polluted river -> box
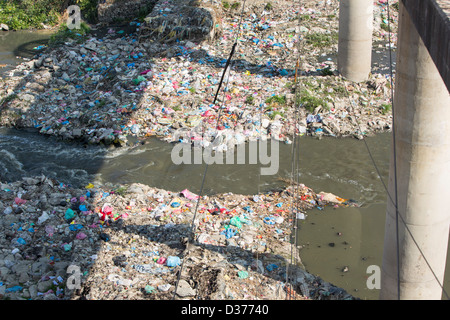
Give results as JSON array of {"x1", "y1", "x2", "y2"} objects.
[{"x1": 1, "y1": 30, "x2": 449, "y2": 301}]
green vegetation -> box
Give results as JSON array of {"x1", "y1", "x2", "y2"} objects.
[
  {"x1": 269, "y1": 110, "x2": 284, "y2": 120},
  {"x1": 300, "y1": 14, "x2": 310, "y2": 21},
  {"x1": 264, "y1": 2, "x2": 273, "y2": 11},
  {"x1": 380, "y1": 103, "x2": 391, "y2": 115},
  {"x1": 319, "y1": 66, "x2": 334, "y2": 76},
  {"x1": 392, "y1": 2, "x2": 399, "y2": 11},
  {"x1": 380, "y1": 21, "x2": 391, "y2": 32},
  {"x1": 0, "y1": 93, "x2": 18, "y2": 107},
  {"x1": 114, "y1": 186, "x2": 128, "y2": 196},
  {"x1": 49, "y1": 21, "x2": 91, "y2": 45},
  {"x1": 305, "y1": 31, "x2": 339, "y2": 48},
  {"x1": 75, "y1": 0, "x2": 98, "y2": 23},
  {"x1": 231, "y1": 2, "x2": 240, "y2": 9},
  {"x1": 265, "y1": 95, "x2": 286, "y2": 106},
  {"x1": 0, "y1": 0, "x2": 60, "y2": 30},
  {"x1": 0, "y1": 0, "x2": 99, "y2": 30},
  {"x1": 245, "y1": 95, "x2": 254, "y2": 105},
  {"x1": 222, "y1": 1, "x2": 240, "y2": 10},
  {"x1": 380, "y1": 13, "x2": 395, "y2": 32},
  {"x1": 298, "y1": 92, "x2": 329, "y2": 113}
]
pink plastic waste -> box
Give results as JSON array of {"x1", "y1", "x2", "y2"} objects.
[
  {"x1": 76, "y1": 232, "x2": 87, "y2": 240},
  {"x1": 14, "y1": 197, "x2": 26, "y2": 205},
  {"x1": 45, "y1": 225, "x2": 54, "y2": 237},
  {"x1": 181, "y1": 189, "x2": 199, "y2": 200}
]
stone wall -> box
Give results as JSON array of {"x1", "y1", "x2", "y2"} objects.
[
  {"x1": 138, "y1": 0, "x2": 221, "y2": 43},
  {"x1": 97, "y1": 0, "x2": 158, "y2": 23}
]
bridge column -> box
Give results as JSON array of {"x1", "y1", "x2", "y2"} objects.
[
  {"x1": 380, "y1": 1, "x2": 450, "y2": 300},
  {"x1": 337, "y1": 0, "x2": 373, "y2": 82}
]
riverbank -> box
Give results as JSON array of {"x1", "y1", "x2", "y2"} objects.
[
  {"x1": 0, "y1": 174, "x2": 358, "y2": 300},
  {"x1": 0, "y1": 0, "x2": 398, "y2": 148}
]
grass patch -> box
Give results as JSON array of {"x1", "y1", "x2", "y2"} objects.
[
  {"x1": 300, "y1": 14, "x2": 311, "y2": 21},
  {"x1": 265, "y1": 95, "x2": 286, "y2": 106},
  {"x1": 231, "y1": 2, "x2": 240, "y2": 10},
  {"x1": 0, "y1": 93, "x2": 18, "y2": 107},
  {"x1": 305, "y1": 32, "x2": 339, "y2": 48},
  {"x1": 222, "y1": 1, "x2": 240, "y2": 10},
  {"x1": 245, "y1": 95, "x2": 254, "y2": 105},
  {"x1": 380, "y1": 103, "x2": 391, "y2": 115},
  {"x1": 114, "y1": 186, "x2": 128, "y2": 196},
  {"x1": 298, "y1": 93, "x2": 329, "y2": 113},
  {"x1": 49, "y1": 21, "x2": 91, "y2": 45},
  {"x1": 269, "y1": 110, "x2": 284, "y2": 120}
]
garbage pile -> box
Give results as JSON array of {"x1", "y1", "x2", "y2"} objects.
[
  {"x1": 139, "y1": 0, "x2": 221, "y2": 43},
  {"x1": 0, "y1": 0, "x2": 398, "y2": 147},
  {"x1": 0, "y1": 175, "x2": 357, "y2": 300}
]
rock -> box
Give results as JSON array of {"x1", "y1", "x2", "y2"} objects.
[
  {"x1": 37, "y1": 280, "x2": 53, "y2": 292},
  {"x1": 61, "y1": 73, "x2": 71, "y2": 82},
  {"x1": 72, "y1": 128, "x2": 83, "y2": 138},
  {"x1": 175, "y1": 280, "x2": 196, "y2": 297},
  {"x1": 1, "y1": 23, "x2": 9, "y2": 31}
]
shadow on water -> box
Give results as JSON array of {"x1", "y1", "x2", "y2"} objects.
[{"x1": 0, "y1": 30, "x2": 54, "y2": 77}]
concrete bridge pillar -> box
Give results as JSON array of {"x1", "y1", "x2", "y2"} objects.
[
  {"x1": 380, "y1": 1, "x2": 450, "y2": 300},
  {"x1": 337, "y1": 0, "x2": 373, "y2": 82}
]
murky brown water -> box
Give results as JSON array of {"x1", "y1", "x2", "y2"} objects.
[{"x1": 0, "y1": 29, "x2": 53, "y2": 77}]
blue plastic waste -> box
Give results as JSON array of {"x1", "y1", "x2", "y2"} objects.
[
  {"x1": 166, "y1": 256, "x2": 181, "y2": 267},
  {"x1": 69, "y1": 224, "x2": 83, "y2": 231},
  {"x1": 6, "y1": 286, "x2": 23, "y2": 293},
  {"x1": 266, "y1": 264, "x2": 279, "y2": 272}
]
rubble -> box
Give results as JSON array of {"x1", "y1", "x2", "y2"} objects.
[{"x1": 0, "y1": 175, "x2": 358, "y2": 300}]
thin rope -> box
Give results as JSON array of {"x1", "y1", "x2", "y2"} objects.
[
  {"x1": 285, "y1": 2, "x2": 304, "y2": 299},
  {"x1": 172, "y1": 0, "x2": 247, "y2": 300},
  {"x1": 386, "y1": 0, "x2": 401, "y2": 300}
]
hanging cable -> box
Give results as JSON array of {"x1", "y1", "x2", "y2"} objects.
[
  {"x1": 172, "y1": 0, "x2": 247, "y2": 300},
  {"x1": 285, "y1": 1, "x2": 304, "y2": 299},
  {"x1": 386, "y1": 0, "x2": 401, "y2": 300}
]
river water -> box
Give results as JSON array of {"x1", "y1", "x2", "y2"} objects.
[{"x1": 1, "y1": 31, "x2": 449, "y2": 300}]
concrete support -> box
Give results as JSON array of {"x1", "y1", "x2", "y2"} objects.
[
  {"x1": 337, "y1": 0, "x2": 373, "y2": 82},
  {"x1": 380, "y1": 2, "x2": 450, "y2": 300}
]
